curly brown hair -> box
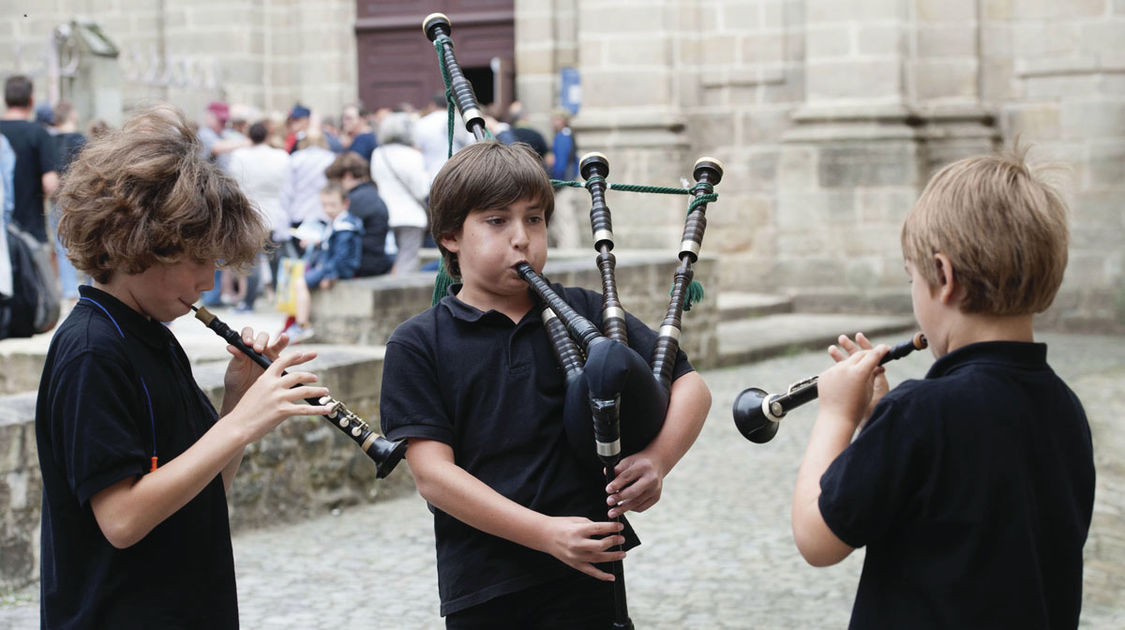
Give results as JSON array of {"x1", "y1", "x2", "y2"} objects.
[{"x1": 56, "y1": 103, "x2": 267, "y2": 283}]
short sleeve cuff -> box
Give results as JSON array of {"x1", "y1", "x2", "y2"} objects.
[
  {"x1": 384, "y1": 421, "x2": 454, "y2": 446},
  {"x1": 75, "y1": 461, "x2": 146, "y2": 507},
  {"x1": 817, "y1": 480, "x2": 866, "y2": 549}
]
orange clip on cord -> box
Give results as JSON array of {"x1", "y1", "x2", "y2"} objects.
[{"x1": 150, "y1": 457, "x2": 159, "y2": 472}]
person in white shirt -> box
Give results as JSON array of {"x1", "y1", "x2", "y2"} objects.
[
  {"x1": 369, "y1": 113, "x2": 430, "y2": 274},
  {"x1": 229, "y1": 121, "x2": 290, "y2": 310},
  {"x1": 415, "y1": 92, "x2": 471, "y2": 183}
]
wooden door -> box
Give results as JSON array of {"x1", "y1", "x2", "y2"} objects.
[{"x1": 355, "y1": 1, "x2": 514, "y2": 113}]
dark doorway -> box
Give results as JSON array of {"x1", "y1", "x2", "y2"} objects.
[
  {"x1": 462, "y1": 66, "x2": 494, "y2": 107},
  {"x1": 355, "y1": 2, "x2": 514, "y2": 113}
]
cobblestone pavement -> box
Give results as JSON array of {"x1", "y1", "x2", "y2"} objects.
[{"x1": 2, "y1": 332, "x2": 1123, "y2": 629}]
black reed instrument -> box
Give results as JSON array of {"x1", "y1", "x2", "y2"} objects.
[
  {"x1": 191, "y1": 306, "x2": 407, "y2": 478},
  {"x1": 732, "y1": 332, "x2": 928, "y2": 444}
]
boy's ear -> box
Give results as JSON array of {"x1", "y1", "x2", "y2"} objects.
[
  {"x1": 933, "y1": 253, "x2": 958, "y2": 304},
  {"x1": 439, "y1": 231, "x2": 459, "y2": 253}
]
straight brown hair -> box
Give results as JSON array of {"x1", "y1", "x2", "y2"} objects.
[{"x1": 428, "y1": 141, "x2": 555, "y2": 277}]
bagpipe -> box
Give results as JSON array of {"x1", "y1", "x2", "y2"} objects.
[
  {"x1": 732, "y1": 332, "x2": 927, "y2": 443},
  {"x1": 191, "y1": 306, "x2": 407, "y2": 479},
  {"x1": 424, "y1": 13, "x2": 721, "y2": 628}
]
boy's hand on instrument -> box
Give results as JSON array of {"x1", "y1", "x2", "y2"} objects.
[
  {"x1": 606, "y1": 453, "x2": 667, "y2": 519},
  {"x1": 818, "y1": 340, "x2": 890, "y2": 429},
  {"x1": 226, "y1": 350, "x2": 332, "y2": 443},
  {"x1": 540, "y1": 516, "x2": 626, "y2": 582},
  {"x1": 828, "y1": 333, "x2": 890, "y2": 420},
  {"x1": 223, "y1": 327, "x2": 289, "y2": 396}
]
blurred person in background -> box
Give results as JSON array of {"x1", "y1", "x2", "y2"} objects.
[
  {"x1": 197, "y1": 101, "x2": 248, "y2": 174},
  {"x1": 229, "y1": 121, "x2": 291, "y2": 311},
  {"x1": 415, "y1": 91, "x2": 471, "y2": 182},
  {"x1": 342, "y1": 103, "x2": 378, "y2": 162},
  {"x1": 49, "y1": 101, "x2": 87, "y2": 303},
  {"x1": 281, "y1": 125, "x2": 336, "y2": 249},
  {"x1": 546, "y1": 108, "x2": 584, "y2": 250},
  {"x1": 197, "y1": 100, "x2": 248, "y2": 306},
  {"x1": 369, "y1": 112, "x2": 429, "y2": 274},
  {"x1": 325, "y1": 152, "x2": 392, "y2": 277},
  {"x1": 0, "y1": 75, "x2": 59, "y2": 245}
]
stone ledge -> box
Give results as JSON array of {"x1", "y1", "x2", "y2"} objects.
[
  {"x1": 717, "y1": 312, "x2": 917, "y2": 368},
  {"x1": 309, "y1": 251, "x2": 722, "y2": 369},
  {"x1": 0, "y1": 345, "x2": 411, "y2": 592}
]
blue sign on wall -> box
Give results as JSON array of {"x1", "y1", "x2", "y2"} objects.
[{"x1": 560, "y1": 67, "x2": 581, "y2": 115}]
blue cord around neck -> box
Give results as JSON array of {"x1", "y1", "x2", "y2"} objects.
[{"x1": 79, "y1": 296, "x2": 158, "y2": 467}]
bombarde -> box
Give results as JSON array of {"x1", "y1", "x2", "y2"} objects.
[
  {"x1": 191, "y1": 306, "x2": 407, "y2": 478},
  {"x1": 733, "y1": 332, "x2": 928, "y2": 444}
]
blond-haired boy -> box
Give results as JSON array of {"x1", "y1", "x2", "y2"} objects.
[{"x1": 792, "y1": 147, "x2": 1095, "y2": 628}]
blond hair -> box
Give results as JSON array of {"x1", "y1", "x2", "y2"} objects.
[
  {"x1": 429, "y1": 141, "x2": 555, "y2": 277},
  {"x1": 901, "y1": 146, "x2": 1069, "y2": 315},
  {"x1": 56, "y1": 103, "x2": 267, "y2": 283}
]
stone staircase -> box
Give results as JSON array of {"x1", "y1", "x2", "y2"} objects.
[{"x1": 716, "y1": 292, "x2": 917, "y2": 367}]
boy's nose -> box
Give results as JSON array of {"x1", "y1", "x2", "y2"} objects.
[{"x1": 511, "y1": 224, "x2": 530, "y2": 248}]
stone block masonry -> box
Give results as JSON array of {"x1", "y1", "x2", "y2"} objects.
[{"x1": 0, "y1": 346, "x2": 411, "y2": 592}]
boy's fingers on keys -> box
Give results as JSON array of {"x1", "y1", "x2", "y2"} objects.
[{"x1": 837, "y1": 334, "x2": 859, "y2": 354}]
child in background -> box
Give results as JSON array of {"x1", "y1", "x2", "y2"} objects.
[
  {"x1": 284, "y1": 182, "x2": 362, "y2": 342},
  {"x1": 791, "y1": 147, "x2": 1095, "y2": 629}
]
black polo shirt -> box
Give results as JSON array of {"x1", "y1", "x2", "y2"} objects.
[
  {"x1": 36, "y1": 285, "x2": 238, "y2": 629},
  {"x1": 347, "y1": 181, "x2": 393, "y2": 277},
  {"x1": 819, "y1": 341, "x2": 1095, "y2": 629},
  {"x1": 0, "y1": 119, "x2": 58, "y2": 242},
  {"x1": 381, "y1": 284, "x2": 692, "y2": 616}
]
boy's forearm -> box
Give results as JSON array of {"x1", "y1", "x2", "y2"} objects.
[
  {"x1": 90, "y1": 420, "x2": 250, "y2": 549},
  {"x1": 646, "y1": 371, "x2": 710, "y2": 474},
  {"x1": 408, "y1": 441, "x2": 553, "y2": 553},
  {"x1": 791, "y1": 410, "x2": 856, "y2": 566}
]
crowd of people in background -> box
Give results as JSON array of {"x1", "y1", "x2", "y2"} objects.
[{"x1": 0, "y1": 72, "x2": 580, "y2": 341}]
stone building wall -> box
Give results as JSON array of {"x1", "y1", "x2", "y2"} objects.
[
  {"x1": 1, "y1": 0, "x2": 1120, "y2": 328},
  {"x1": 0, "y1": 0, "x2": 358, "y2": 124},
  {"x1": 516, "y1": 0, "x2": 1125, "y2": 329}
]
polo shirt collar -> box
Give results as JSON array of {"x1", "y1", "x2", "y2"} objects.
[
  {"x1": 438, "y1": 283, "x2": 540, "y2": 326},
  {"x1": 926, "y1": 340, "x2": 1047, "y2": 379},
  {"x1": 77, "y1": 284, "x2": 172, "y2": 350}
]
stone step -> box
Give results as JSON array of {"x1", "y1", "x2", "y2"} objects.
[
  {"x1": 716, "y1": 292, "x2": 793, "y2": 321},
  {"x1": 716, "y1": 312, "x2": 918, "y2": 368}
]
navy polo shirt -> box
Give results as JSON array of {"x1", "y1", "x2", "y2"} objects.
[
  {"x1": 819, "y1": 341, "x2": 1095, "y2": 629},
  {"x1": 381, "y1": 284, "x2": 692, "y2": 616},
  {"x1": 36, "y1": 285, "x2": 238, "y2": 629}
]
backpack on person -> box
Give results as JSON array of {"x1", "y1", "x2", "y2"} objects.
[{"x1": 0, "y1": 224, "x2": 61, "y2": 338}]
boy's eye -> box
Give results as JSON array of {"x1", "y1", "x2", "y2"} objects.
[
  {"x1": 485, "y1": 217, "x2": 505, "y2": 225},
  {"x1": 527, "y1": 215, "x2": 543, "y2": 224}
]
